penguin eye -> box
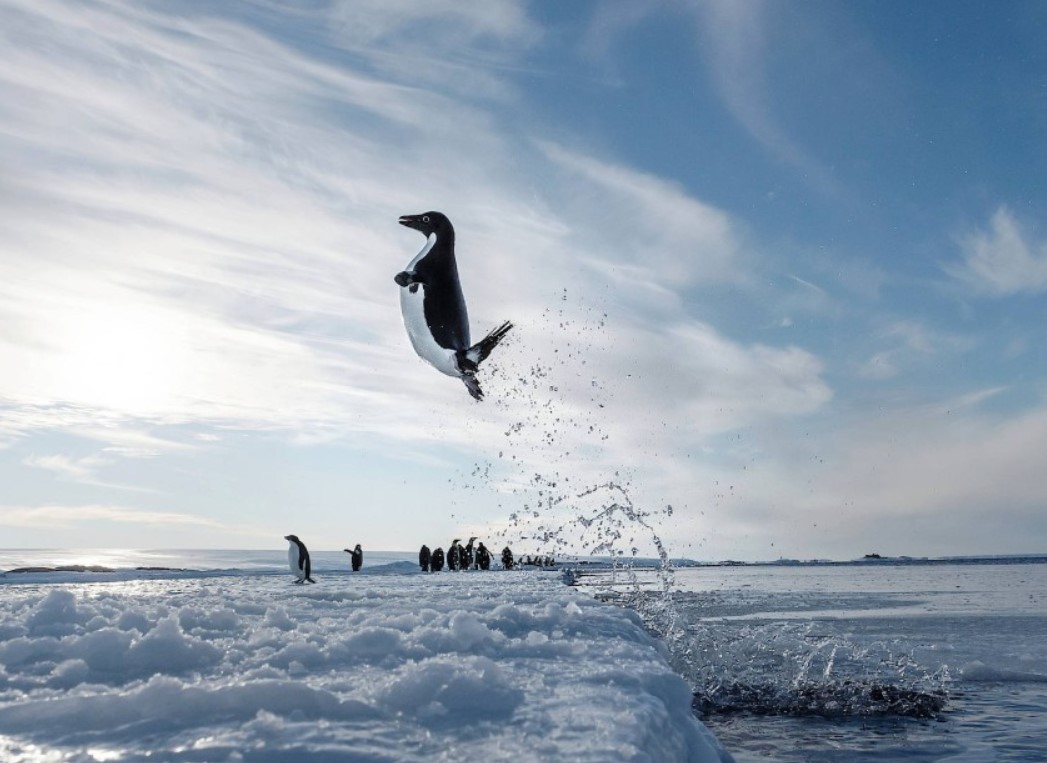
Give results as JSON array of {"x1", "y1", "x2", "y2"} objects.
[{"x1": 422, "y1": 215, "x2": 430, "y2": 223}]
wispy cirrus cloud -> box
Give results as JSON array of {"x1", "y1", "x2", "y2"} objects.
[
  {"x1": 23, "y1": 454, "x2": 109, "y2": 483},
  {"x1": 0, "y1": 503, "x2": 228, "y2": 530},
  {"x1": 855, "y1": 320, "x2": 975, "y2": 381},
  {"x1": 22, "y1": 441, "x2": 170, "y2": 492},
  {"x1": 0, "y1": 0, "x2": 825, "y2": 451},
  {"x1": 538, "y1": 141, "x2": 747, "y2": 290},
  {"x1": 1, "y1": 0, "x2": 843, "y2": 554},
  {"x1": 577, "y1": 1, "x2": 846, "y2": 195},
  {"x1": 947, "y1": 207, "x2": 1047, "y2": 296},
  {"x1": 0, "y1": 501, "x2": 277, "y2": 548},
  {"x1": 1, "y1": 0, "x2": 481, "y2": 438},
  {"x1": 690, "y1": 1, "x2": 840, "y2": 194},
  {"x1": 324, "y1": 0, "x2": 541, "y2": 97}
]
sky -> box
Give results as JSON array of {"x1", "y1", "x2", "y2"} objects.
[{"x1": 2, "y1": 0, "x2": 1047, "y2": 561}]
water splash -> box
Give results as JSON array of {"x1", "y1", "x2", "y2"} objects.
[
  {"x1": 459, "y1": 292, "x2": 950, "y2": 720},
  {"x1": 621, "y1": 588, "x2": 952, "y2": 719}
]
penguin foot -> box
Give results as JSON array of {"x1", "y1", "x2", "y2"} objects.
[{"x1": 461, "y1": 373, "x2": 484, "y2": 401}]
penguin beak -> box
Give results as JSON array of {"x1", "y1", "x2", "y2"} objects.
[{"x1": 399, "y1": 215, "x2": 423, "y2": 232}]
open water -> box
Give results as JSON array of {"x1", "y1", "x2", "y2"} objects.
[{"x1": 578, "y1": 559, "x2": 1047, "y2": 763}]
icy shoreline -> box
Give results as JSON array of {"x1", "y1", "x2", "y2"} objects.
[{"x1": 0, "y1": 567, "x2": 732, "y2": 762}]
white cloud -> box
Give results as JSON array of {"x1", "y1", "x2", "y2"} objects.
[
  {"x1": 326, "y1": 0, "x2": 539, "y2": 54},
  {"x1": 855, "y1": 350, "x2": 897, "y2": 380},
  {"x1": 270, "y1": 0, "x2": 541, "y2": 105},
  {"x1": 0, "y1": 0, "x2": 844, "y2": 555},
  {"x1": 689, "y1": 1, "x2": 840, "y2": 194},
  {"x1": 948, "y1": 206, "x2": 1047, "y2": 295},
  {"x1": 0, "y1": 503, "x2": 228, "y2": 530},
  {"x1": 75, "y1": 426, "x2": 197, "y2": 458},
  {"x1": 22, "y1": 447, "x2": 170, "y2": 492},
  {"x1": 0, "y1": 0, "x2": 823, "y2": 455},
  {"x1": 854, "y1": 320, "x2": 975, "y2": 382},
  {"x1": 706, "y1": 386, "x2": 1047, "y2": 557},
  {"x1": 24, "y1": 454, "x2": 106, "y2": 482},
  {"x1": 539, "y1": 141, "x2": 747, "y2": 289}
]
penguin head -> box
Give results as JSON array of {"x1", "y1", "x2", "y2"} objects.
[
  {"x1": 399, "y1": 211, "x2": 453, "y2": 238},
  {"x1": 284, "y1": 534, "x2": 299, "y2": 543}
]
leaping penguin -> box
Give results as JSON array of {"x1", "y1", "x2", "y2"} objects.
[
  {"x1": 395, "y1": 211, "x2": 513, "y2": 401},
  {"x1": 285, "y1": 534, "x2": 316, "y2": 584}
]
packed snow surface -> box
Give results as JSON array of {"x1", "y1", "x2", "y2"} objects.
[{"x1": 0, "y1": 562, "x2": 731, "y2": 762}]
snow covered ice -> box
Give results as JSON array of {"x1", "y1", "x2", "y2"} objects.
[{"x1": 0, "y1": 560, "x2": 732, "y2": 763}]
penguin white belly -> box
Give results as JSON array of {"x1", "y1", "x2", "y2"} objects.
[
  {"x1": 399, "y1": 285, "x2": 460, "y2": 377},
  {"x1": 287, "y1": 545, "x2": 300, "y2": 576},
  {"x1": 398, "y1": 234, "x2": 460, "y2": 378}
]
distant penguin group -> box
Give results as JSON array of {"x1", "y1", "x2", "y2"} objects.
[
  {"x1": 418, "y1": 538, "x2": 493, "y2": 572},
  {"x1": 282, "y1": 536, "x2": 525, "y2": 580},
  {"x1": 395, "y1": 211, "x2": 513, "y2": 401}
]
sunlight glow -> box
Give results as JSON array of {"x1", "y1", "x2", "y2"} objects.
[{"x1": 58, "y1": 302, "x2": 190, "y2": 416}]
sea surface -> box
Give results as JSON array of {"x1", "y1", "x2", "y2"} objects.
[{"x1": 577, "y1": 559, "x2": 1047, "y2": 763}]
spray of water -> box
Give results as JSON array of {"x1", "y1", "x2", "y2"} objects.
[{"x1": 458, "y1": 293, "x2": 949, "y2": 719}]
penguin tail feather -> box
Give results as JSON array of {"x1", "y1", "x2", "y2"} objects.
[
  {"x1": 466, "y1": 320, "x2": 513, "y2": 366},
  {"x1": 456, "y1": 321, "x2": 512, "y2": 402}
]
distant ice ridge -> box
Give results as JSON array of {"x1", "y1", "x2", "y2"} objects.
[{"x1": 0, "y1": 570, "x2": 733, "y2": 762}]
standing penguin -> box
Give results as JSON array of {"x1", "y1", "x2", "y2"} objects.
[
  {"x1": 464, "y1": 536, "x2": 478, "y2": 571},
  {"x1": 476, "y1": 542, "x2": 491, "y2": 571},
  {"x1": 431, "y1": 547, "x2": 445, "y2": 572},
  {"x1": 285, "y1": 534, "x2": 316, "y2": 584},
  {"x1": 395, "y1": 212, "x2": 513, "y2": 401},
  {"x1": 343, "y1": 544, "x2": 363, "y2": 572},
  {"x1": 447, "y1": 539, "x2": 462, "y2": 571},
  {"x1": 419, "y1": 544, "x2": 431, "y2": 573}
]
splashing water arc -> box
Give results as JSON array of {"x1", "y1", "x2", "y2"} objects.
[{"x1": 453, "y1": 291, "x2": 951, "y2": 721}]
